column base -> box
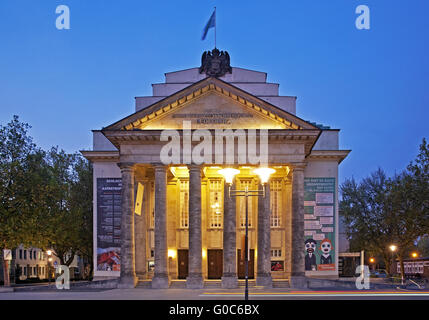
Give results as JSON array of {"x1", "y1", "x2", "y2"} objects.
[
  {"x1": 256, "y1": 273, "x2": 272, "y2": 287},
  {"x1": 289, "y1": 275, "x2": 308, "y2": 289},
  {"x1": 221, "y1": 275, "x2": 238, "y2": 289},
  {"x1": 152, "y1": 274, "x2": 170, "y2": 289},
  {"x1": 186, "y1": 273, "x2": 204, "y2": 289},
  {"x1": 117, "y1": 275, "x2": 138, "y2": 289},
  {"x1": 136, "y1": 272, "x2": 147, "y2": 281}
]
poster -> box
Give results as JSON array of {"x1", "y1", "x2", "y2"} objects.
[
  {"x1": 304, "y1": 178, "x2": 336, "y2": 272},
  {"x1": 271, "y1": 261, "x2": 284, "y2": 272},
  {"x1": 97, "y1": 178, "x2": 122, "y2": 272}
]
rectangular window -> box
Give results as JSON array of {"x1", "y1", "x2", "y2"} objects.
[
  {"x1": 238, "y1": 179, "x2": 253, "y2": 228},
  {"x1": 30, "y1": 250, "x2": 32, "y2": 260},
  {"x1": 19, "y1": 249, "x2": 22, "y2": 260},
  {"x1": 179, "y1": 180, "x2": 189, "y2": 228},
  {"x1": 209, "y1": 180, "x2": 223, "y2": 228},
  {"x1": 270, "y1": 180, "x2": 282, "y2": 228},
  {"x1": 24, "y1": 250, "x2": 27, "y2": 260},
  {"x1": 271, "y1": 249, "x2": 282, "y2": 258}
]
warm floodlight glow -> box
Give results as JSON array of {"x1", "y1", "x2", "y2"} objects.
[
  {"x1": 369, "y1": 258, "x2": 375, "y2": 263},
  {"x1": 412, "y1": 252, "x2": 418, "y2": 258},
  {"x1": 218, "y1": 168, "x2": 240, "y2": 185},
  {"x1": 389, "y1": 245, "x2": 397, "y2": 252},
  {"x1": 254, "y1": 167, "x2": 276, "y2": 184},
  {"x1": 168, "y1": 249, "x2": 177, "y2": 259},
  {"x1": 47, "y1": 250, "x2": 52, "y2": 256}
]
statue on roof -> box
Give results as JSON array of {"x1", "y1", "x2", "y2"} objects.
[{"x1": 199, "y1": 48, "x2": 232, "y2": 78}]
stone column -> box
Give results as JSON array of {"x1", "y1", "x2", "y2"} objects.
[
  {"x1": 256, "y1": 182, "x2": 272, "y2": 287},
  {"x1": 134, "y1": 179, "x2": 147, "y2": 281},
  {"x1": 222, "y1": 179, "x2": 238, "y2": 288},
  {"x1": 118, "y1": 162, "x2": 137, "y2": 288},
  {"x1": 151, "y1": 165, "x2": 169, "y2": 288},
  {"x1": 186, "y1": 165, "x2": 204, "y2": 288},
  {"x1": 290, "y1": 165, "x2": 307, "y2": 288}
]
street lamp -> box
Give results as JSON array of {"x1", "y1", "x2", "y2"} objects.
[
  {"x1": 411, "y1": 252, "x2": 418, "y2": 258},
  {"x1": 47, "y1": 250, "x2": 52, "y2": 286},
  {"x1": 389, "y1": 245, "x2": 398, "y2": 282},
  {"x1": 369, "y1": 257, "x2": 375, "y2": 271},
  {"x1": 218, "y1": 167, "x2": 275, "y2": 301}
]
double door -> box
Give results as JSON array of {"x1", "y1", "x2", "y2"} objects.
[{"x1": 237, "y1": 249, "x2": 255, "y2": 279}]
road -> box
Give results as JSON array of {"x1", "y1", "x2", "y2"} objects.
[{"x1": 1, "y1": 287, "x2": 429, "y2": 300}]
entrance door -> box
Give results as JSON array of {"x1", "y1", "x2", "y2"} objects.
[
  {"x1": 237, "y1": 249, "x2": 255, "y2": 279},
  {"x1": 178, "y1": 249, "x2": 188, "y2": 279},
  {"x1": 207, "y1": 249, "x2": 223, "y2": 279}
]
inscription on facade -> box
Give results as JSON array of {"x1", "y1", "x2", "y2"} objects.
[{"x1": 172, "y1": 113, "x2": 253, "y2": 124}]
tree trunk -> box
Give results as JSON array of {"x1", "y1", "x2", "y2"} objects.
[
  {"x1": 382, "y1": 252, "x2": 392, "y2": 277},
  {"x1": 2, "y1": 259, "x2": 10, "y2": 287},
  {"x1": 399, "y1": 255, "x2": 405, "y2": 284}
]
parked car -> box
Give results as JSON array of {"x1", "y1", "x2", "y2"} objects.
[{"x1": 370, "y1": 269, "x2": 388, "y2": 278}]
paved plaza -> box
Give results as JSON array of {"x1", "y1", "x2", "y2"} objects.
[{"x1": 1, "y1": 286, "x2": 429, "y2": 300}]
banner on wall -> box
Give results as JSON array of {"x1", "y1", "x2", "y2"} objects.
[
  {"x1": 97, "y1": 178, "x2": 122, "y2": 272},
  {"x1": 304, "y1": 178, "x2": 336, "y2": 272}
]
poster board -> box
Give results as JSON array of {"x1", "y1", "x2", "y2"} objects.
[
  {"x1": 304, "y1": 178, "x2": 336, "y2": 272},
  {"x1": 96, "y1": 178, "x2": 122, "y2": 272}
]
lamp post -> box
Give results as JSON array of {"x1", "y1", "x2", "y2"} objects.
[
  {"x1": 369, "y1": 257, "x2": 375, "y2": 271},
  {"x1": 47, "y1": 250, "x2": 52, "y2": 286},
  {"x1": 389, "y1": 245, "x2": 397, "y2": 281},
  {"x1": 219, "y1": 167, "x2": 275, "y2": 301}
]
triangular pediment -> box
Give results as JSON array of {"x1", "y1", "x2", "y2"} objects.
[{"x1": 104, "y1": 77, "x2": 319, "y2": 131}]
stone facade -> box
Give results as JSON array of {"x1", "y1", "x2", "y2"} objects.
[{"x1": 82, "y1": 61, "x2": 350, "y2": 289}]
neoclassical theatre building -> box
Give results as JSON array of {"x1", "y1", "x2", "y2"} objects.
[{"x1": 82, "y1": 49, "x2": 350, "y2": 289}]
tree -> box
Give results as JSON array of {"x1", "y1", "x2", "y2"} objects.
[
  {"x1": 43, "y1": 149, "x2": 93, "y2": 275},
  {"x1": 340, "y1": 169, "x2": 396, "y2": 274},
  {"x1": 385, "y1": 171, "x2": 429, "y2": 280},
  {"x1": 43, "y1": 147, "x2": 80, "y2": 266},
  {"x1": 0, "y1": 116, "x2": 95, "y2": 284},
  {"x1": 0, "y1": 116, "x2": 44, "y2": 286},
  {"x1": 416, "y1": 235, "x2": 429, "y2": 257},
  {"x1": 69, "y1": 156, "x2": 93, "y2": 279},
  {"x1": 340, "y1": 138, "x2": 429, "y2": 279}
]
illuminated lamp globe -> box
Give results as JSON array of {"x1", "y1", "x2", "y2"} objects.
[
  {"x1": 218, "y1": 168, "x2": 240, "y2": 185},
  {"x1": 253, "y1": 167, "x2": 276, "y2": 184}
]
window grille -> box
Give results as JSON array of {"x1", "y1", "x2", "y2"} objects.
[{"x1": 209, "y1": 180, "x2": 223, "y2": 228}]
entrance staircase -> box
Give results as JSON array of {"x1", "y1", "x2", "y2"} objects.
[{"x1": 137, "y1": 278, "x2": 290, "y2": 288}]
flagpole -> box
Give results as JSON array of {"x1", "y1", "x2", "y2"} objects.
[{"x1": 214, "y1": 7, "x2": 217, "y2": 48}]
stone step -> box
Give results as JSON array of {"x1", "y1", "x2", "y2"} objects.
[
  {"x1": 169, "y1": 280, "x2": 187, "y2": 289},
  {"x1": 238, "y1": 280, "x2": 256, "y2": 288},
  {"x1": 204, "y1": 280, "x2": 222, "y2": 288},
  {"x1": 272, "y1": 280, "x2": 290, "y2": 288},
  {"x1": 137, "y1": 280, "x2": 152, "y2": 288}
]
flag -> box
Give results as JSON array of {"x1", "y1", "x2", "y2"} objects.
[{"x1": 201, "y1": 9, "x2": 216, "y2": 40}]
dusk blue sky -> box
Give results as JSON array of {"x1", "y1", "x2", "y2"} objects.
[{"x1": 0, "y1": 0, "x2": 428, "y2": 184}]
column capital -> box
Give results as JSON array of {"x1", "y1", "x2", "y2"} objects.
[
  {"x1": 187, "y1": 164, "x2": 202, "y2": 172},
  {"x1": 291, "y1": 163, "x2": 307, "y2": 172},
  {"x1": 117, "y1": 162, "x2": 136, "y2": 171},
  {"x1": 153, "y1": 164, "x2": 167, "y2": 171}
]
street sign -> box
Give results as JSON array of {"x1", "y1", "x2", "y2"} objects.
[{"x1": 3, "y1": 249, "x2": 12, "y2": 261}]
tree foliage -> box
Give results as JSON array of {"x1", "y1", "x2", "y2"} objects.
[
  {"x1": 340, "y1": 138, "x2": 429, "y2": 277},
  {"x1": 0, "y1": 116, "x2": 93, "y2": 282}
]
